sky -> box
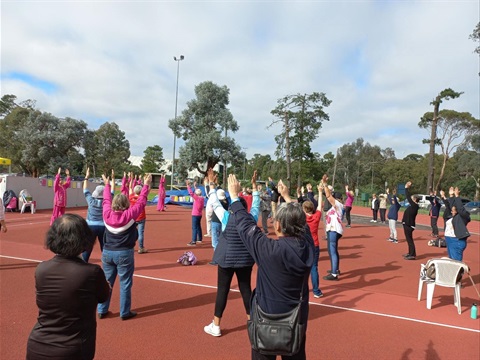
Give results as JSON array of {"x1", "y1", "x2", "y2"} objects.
[{"x1": 1, "y1": 0, "x2": 479, "y2": 162}]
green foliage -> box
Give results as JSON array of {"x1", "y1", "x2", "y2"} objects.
[
  {"x1": 87, "y1": 122, "x2": 131, "y2": 176},
  {"x1": 141, "y1": 145, "x2": 164, "y2": 173},
  {"x1": 270, "y1": 92, "x2": 331, "y2": 186},
  {"x1": 15, "y1": 112, "x2": 87, "y2": 177},
  {"x1": 469, "y1": 22, "x2": 480, "y2": 54},
  {"x1": 169, "y1": 81, "x2": 243, "y2": 178}
]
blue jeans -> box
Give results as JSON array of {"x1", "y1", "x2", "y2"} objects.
[
  {"x1": 136, "y1": 219, "x2": 146, "y2": 248},
  {"x1": 192, "y1": 215, "x2": 203, "y2": 243},
  {"x1": 310, "y1": 246, "x2": 322, "y2": 296},
  {"x1": 82, "y1": 224, "x2": 105, "y2": 263},
  {"x1": 445, "y1": 236, "x2": 467, "y2": 261},
  {"x1": 327, "y1": 231, "x2": 341, "y2": 275},
  {"x1": 211, "y1": 221, "x2": 221, "y2": 250},
  {"x1": 97, "y1": 248, "x2": 134, "y2": 317}
]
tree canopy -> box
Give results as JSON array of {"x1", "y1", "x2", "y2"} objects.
[
  {"x1": 168, "y1": 81, "x2": 244, "y2": 179},
  {"x1": 270, "y1": 92, "x2": 331, "y2": 187}
]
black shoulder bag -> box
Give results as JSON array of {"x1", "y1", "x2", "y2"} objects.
[{"x1": 247, "y1": 281, "x2": 306, "y2": 356}]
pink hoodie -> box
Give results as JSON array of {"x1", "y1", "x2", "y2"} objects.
[
  {"x1": 187, "y1": 186, "x2": 204, "y2": 216},
  {"x1": 102, "y1": 183, "x2": 149, "y2": 228}
]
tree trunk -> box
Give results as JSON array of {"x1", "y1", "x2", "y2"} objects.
[
  {"x1": 285, "y1": 112, "x2": 291, "y2": 189},
  {"x1": 427, "y1": 95, "x2": 440, "y2": 193},
  {"x1": 434, "y1": 153, "x2": 448, "y2": 191}
]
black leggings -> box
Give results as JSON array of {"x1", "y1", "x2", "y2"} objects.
[
  {"x1": 214, "y1": 265, "x2": 253, "y2": 318},
  {"x1": 344, "y1": 206, "x2": 352, "y2": 225}
]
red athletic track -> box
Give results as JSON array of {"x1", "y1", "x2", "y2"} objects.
[{"x1": 1, "y1": 205, "x2": 479, "y2": 360}]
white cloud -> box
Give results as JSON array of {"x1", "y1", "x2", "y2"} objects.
[{"x1": 1, "y1": 0, "x2": 478, "y2": 164}]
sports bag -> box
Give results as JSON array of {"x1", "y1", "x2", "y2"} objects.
[
  {"x1": 177, "y1": 251, "x2": 197, "y2": 266},
  {"x1": 247, "y1": 287, "x2": 306, "y2": 356}
]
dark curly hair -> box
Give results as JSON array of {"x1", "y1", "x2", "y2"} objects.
[{"x1": 46, "y1": 214, "x2": 94, "y2": 257}]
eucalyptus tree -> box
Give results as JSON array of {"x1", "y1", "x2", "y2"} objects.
[
  {"x1": 423, "y1": 89, "x2": 463, "y2": 193},
  {"x1": 269, "y1": 92, "x2": 331, "y2": 188},
  {"x1": 91, "y1": 122, "x2": 131, "y2": 175},
  {"x1": 470, "y1": 22, "x2": 480, "y2": 55},
  {"x1": 169, "y1": 81, "x2": 244, "y2": 179},
  {"x1": 419, "y1": 109, "x2": 478, "y2": 191},
  {"x1": 16, "y1": 112, "x2": 87, "y2": 177},
  {"x1": 141, "y1": 145, "x2": 164, "y2": 173}
]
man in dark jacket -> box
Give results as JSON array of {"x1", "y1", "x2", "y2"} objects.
[{"x1": 402, "y1": 182, "x2": 420, "y2": 260}]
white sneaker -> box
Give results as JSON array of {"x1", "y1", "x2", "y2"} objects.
[{"x1": 204, "y1": 321, "x2": 221, "y2": 337}]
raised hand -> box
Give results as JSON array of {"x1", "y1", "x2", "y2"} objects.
[
  {"x1": 86, "y1": 167, "x2": 90, "y2": 178},
  {"x1": 251, "y1": 170, "x2": 257, "y2": 188},
  {"x1": 102, "y1": 174, "x2": 109, "y2": 184},
  {"x1": 207, "y1": 168, "x2": 216, "y2": 183},
  {"x1": 228, "y1": 174, "x2": 241, "y2": 200},
  {"x1": 144, "y1": 173, "x2": 152, "y2": 186}
]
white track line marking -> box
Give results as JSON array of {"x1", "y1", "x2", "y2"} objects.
[{"x1": 2, "y1": 255, "x2": 479, "y2": 333}]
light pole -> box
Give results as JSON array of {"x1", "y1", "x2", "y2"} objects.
[{"x1": 171, "y1": 55, "x2": 184, "y2": 190}]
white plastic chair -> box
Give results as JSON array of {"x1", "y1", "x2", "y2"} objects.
[
  {"x1": 418, "y1": 258, "x2": 469, "y2": 314},
  {"x1": 19, "y1": 190, "x2": 35, "y2": 214}
]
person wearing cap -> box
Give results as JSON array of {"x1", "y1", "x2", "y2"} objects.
[
  {"x1": 209, "y1": 187, "x2": 230, "y2": 265},
  {"x1": 82, "y1": 167, "x2": 107, "y2": 263},
  {"x1": 203, "y1": 169, "x2": 259, "y2": 337}
]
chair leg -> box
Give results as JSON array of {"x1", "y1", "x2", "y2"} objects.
[
  {"x1": 454, "y1": 284, "x2": 461, "y2": 314},
  {"x1": 418, "y1": 279, "x2": 424, "y2": 301},
  {"x1": 426, "y1": 283, "x2": 435, "y2": 309}
]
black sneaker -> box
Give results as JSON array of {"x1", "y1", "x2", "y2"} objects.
[
  {"x1": 323, "y1": 274, "x2": 339, "y2": 281},
  {"x1": 187, "y1": 242, "x2": 196, "y2": 246},
  {"x1": 209, "y1": 261, "x2": 218, "y2": 266},
  {"x1": 98, "y1": 311, "x2": 110, "y2": 319},
  {"x1": 121, "y1": 311, "x2": 137, "y2": 321},
  {"x1": 404, "y1": 255, "x2": 416, "y2": 260}
]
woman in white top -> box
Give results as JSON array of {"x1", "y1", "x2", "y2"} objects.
[{"x1": 322, "y1": 175, "x2": 344, "y2": 281}]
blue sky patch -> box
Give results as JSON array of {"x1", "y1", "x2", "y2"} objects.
[{"x1": 2, "y1": 72, "x2": 57, "y2": 94}]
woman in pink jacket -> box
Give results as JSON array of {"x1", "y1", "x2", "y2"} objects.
[
  {"x1": 187, "y1": 180, "x2": 205, "y2": 246},
  {"x1": 157, "y1": 174, "x2": 167, "y2": 212},
  {"x1": 50, "y1": 167, "x2": 71, "y2": 225},
  {"x1": 97, "y1": 173, "x2": 151, "y2": 320}
]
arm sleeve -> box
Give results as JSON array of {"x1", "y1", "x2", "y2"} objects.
[{"x1": 250, "y1": 190, "x2": 260, "y2": 222}]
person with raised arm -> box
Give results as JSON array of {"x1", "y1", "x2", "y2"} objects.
[
  {"x1": 203, "y1": 169, "x2": 259, "y2": 337},
  {"x1": 401, "y1": 181, "x2": 420, "y2": 260},
  {"x1": 186, "y1": 179, "x2": 205, "y2": 246},
  {"x1": 81, "y1": 167, "x2": 106, "y2": 262},
  {"x1": 50, "y1": 167, "x2": 71, "y2": 225},
  {"x1": 97, "y1": 173, "x2": 151, "y2": 320},
  {"x1": 227, "y1": 173, "x2": 314, "y2": 359},
  {"x1": 321, "y1": 174, "x2": 344, "y2": 281}
]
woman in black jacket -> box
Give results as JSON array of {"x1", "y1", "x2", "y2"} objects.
[
  {"x1": 229, "y1": 174, "x2": 314, "y2": 360},
  {"x1": 27, "y1": 214, "x2": 110, "y2": 360},
  {"x1": 443, "y1": 187, "x2": 471, "y2": 261}
]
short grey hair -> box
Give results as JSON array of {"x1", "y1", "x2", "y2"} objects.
[
  {"x1": 134, "y1": 185, "x2": 142, "y2": 195},
  {"x1": 274, "y1": 202, "x2": 306, "y2": 237}
]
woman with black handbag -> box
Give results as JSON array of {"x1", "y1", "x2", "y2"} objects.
[{"x1": 228, "y1": 174, "x2": 314, "y2": 360}]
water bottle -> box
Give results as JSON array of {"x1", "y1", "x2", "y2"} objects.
[{"x1": 471, "y1": 303, "x2": 478, "y2": 320}]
